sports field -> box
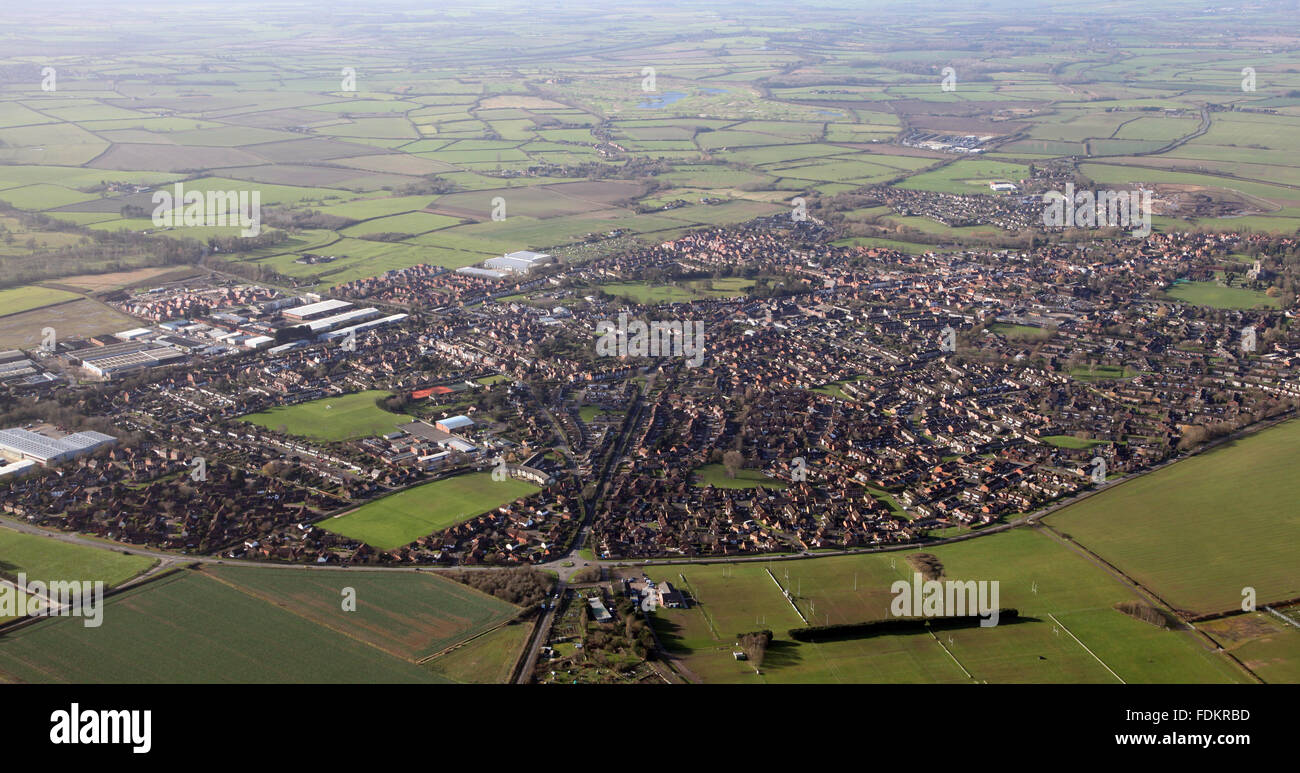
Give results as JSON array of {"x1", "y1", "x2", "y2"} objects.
[
  {"x1": 0, "y1": 570, "x2": 448, "y2": 683},
  {"x1": 1047, "y1": 418, "x2": 1300, "y2": 616},
  {"x1": 320, "y1": 472, "x2": 541, "y2": 550},
  {"x1": 240, "y1": 390, "x2": 411, "y2": 441},
  {"x1": 648, "y1": 529, "x2": 1248, "y2": 684},
  {"x1": 1165, "y1": 280, "x2": 1280, "y2": 310}
]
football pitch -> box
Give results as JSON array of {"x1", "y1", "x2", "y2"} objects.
[
  {"x1": 320, "y1": 472, "x2": 540, "y2": 550},
  {"x1": 240, "y1": 390, "x2": 411, "y2": 441},
  {"x1": 648, "y1": 529, "x2": 1250, "y2": 684}
]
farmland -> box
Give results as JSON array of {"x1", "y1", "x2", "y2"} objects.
[
  {"x1": 0, "y1": 528, "x2": 155, "y2": 588},
  {"x1": 425, "y1": 622, "x2": 533, "y2": 683},
  {"x1": 204, "y1": 565, "x2": 519, "y2": 660},
  {"x1": 320, "y1": 472, "x2": 541, "y2": 550},
  {"x1": 1047, "y1": 418, "x2": 1300, "y2": 617},
  {"x1": 0, "y1": 570, "x2": 449, "y2": 683},
  {"x1": 240, "y1": 390, "x2": 411, "y2": 441}
]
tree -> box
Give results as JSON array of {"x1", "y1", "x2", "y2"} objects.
[
  {"x1": 722, "y1": 450, "x2": 744, "y2": 479},
  {"x1": 737, "y1": 630, "x2": 772, "y2": 673}
]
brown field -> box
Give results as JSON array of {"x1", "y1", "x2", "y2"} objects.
[
  {"x1": 429, "y1": 180, "x2": 641, "y2": 220},
  {"x1": 217, "y1": 163, "x2": 383, "y2": 187},
  {"x1": 89, "y1": 143, "x2": 264, "y2": 171},
  {"x1": 478, "y1": 95, "x2": 571, "y2": 109},
  {"x1": 244, "y1": 138, "x2": 379, "y2": 163},
  {"x1": 0, "y1": 298, "x2": 137, "y2": 349},
  {"x1": 332, "y1": 154, "x2": 460, "y2": 175},
  {"x1": 45, "y1": 266, "x2": 199, "y2": 293}
]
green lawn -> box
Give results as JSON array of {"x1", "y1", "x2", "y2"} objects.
[
  {"x1": 1048, "y1": 418, "x2": 1300, "y2": 616},
  {"x1": 1070, "y1": 365, "x2": 1134, "y2": 382},
  {"x1": 693, "y1": 463, "x2": 787, "y2": 490},
  {"x1": 1165, "y1": 280, "x2": 1280, "y2": 310},
  {"x1": 987, "y1": 322, "x2": 1054, "y2": 340},
  {"x1": 241, "y1": 390, "x2": 412, "y2": 441},
  {"x1": 320, "y1": 472, "x2": 541, "y2": 550},
  {"x1": 598, "y1": 277, "x2": 755, "y2": 305},
  {"x1": 1041, "y1": 435, "x2": 1104, "y2": 449}
]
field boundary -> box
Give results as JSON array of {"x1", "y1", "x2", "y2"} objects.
[
  {"x1": 764, "y1": 566, "x2": 808, "y2": 624},
  {"x1": 1048, "y1": 613, "x2": 1124, "y2": 684}
]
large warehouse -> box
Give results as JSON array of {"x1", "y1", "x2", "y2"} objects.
[
  {"x1": 0, "y1": 428, "x2": 117, "y2": 465},
  {"x1": 483, "y1": 250, "x2": 554, "y2": 275}
]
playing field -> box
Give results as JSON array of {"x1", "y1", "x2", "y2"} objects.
[
  {"x1": 0, "y1": 570, "x2": 448, "y2": 683},
  {"x1": 693, "y1": 463, "x2": 787, "y2": 490},
  {"x1": 648, "y1": 529, "x2": 1249, "y2": 684},
  {"x1": 320, "y1": 472, "x2": 541, "y2": 550},
  {"x1": 240, "y1": 390, "x2": 411, "y2": 441},
  {"x1": 1047, "y1": 418, "x2": 1300, "y2": 617},
  {"x1": 1165, "y1": 280, "x2": 1280, "y2": 310}
]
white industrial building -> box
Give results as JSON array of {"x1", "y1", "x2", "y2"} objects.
[
  {"x1": 483, "y1": 250, "x2": 554, "y2": 275},
  {"x1": 435, "y1": 415, "x2": 475, "y2": 433},
  {"x1": 0, "y1": 428, "x2": 117, "y2": 466},
  {"x1": 282, "y1": 298, "x2": 353, "y2": 321}
]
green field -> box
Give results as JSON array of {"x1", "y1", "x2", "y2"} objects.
[
  {"x1": 204, "y1": 565, "x2": 519, "y2": 659},
  {"x1": 1041, "y1": 435, "x2": 1104, "y2": 449},
  {"x1": 320, "y1": 472, "x2": 541, "y2": 550},
  {"x1": 0, "y1": 570, "x2": 447, "y2": 683},
  {"x1": 0, "y1": 285, "x2": 81, "y2": 317},
  {"x1": 0, "y1": 528, "x2": 155, "y2": 588},
  {"x1": 241, "y1": 390, "x2": 411, "y2": 441},
  {"x1": 1048, "y1": 418, "x2": 1300, "y2": 616},
  {"x1": 1165, "y1": 280, "x2": 1280, "y2": 310},
  {"x1": 987, "y1": 322, "x2": 1054, "y2": 340},
  {"x1": 599, "y1": 277, "x2": 755, "y2": 305},
  {"x1": 1070, "y1": 365, "x2": 1135, "y2": 382},
  {"x1": 693, "y1": 463, "x2": 787, "y2": 490},
  {"x1": 1197, "y1": 611, "x2": 1300, "y2": 684},
  {"x1": 425, "y1": 621, "x2": 531, "y2": 683},
  {"x1": 649, "y1": 529, "x2": 1249, "y2": 684}
]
